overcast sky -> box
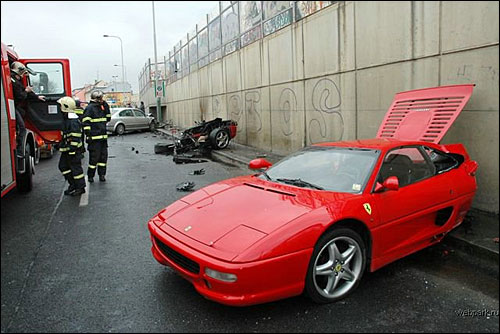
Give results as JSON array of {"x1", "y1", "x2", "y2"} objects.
[{"x1": 1, "y1": 1, "x2": 219, "y2": 94}]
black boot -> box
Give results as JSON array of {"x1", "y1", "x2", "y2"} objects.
[
  {"x1": 99, "y1": 175, "x2": 106, "y2": 182},
  {"x1": 88, "y1": 176, "x2": 94, "y2": 183},
  {"x1": 70, "y1": 188, "x2": 86, "y2": 196},
  {"x1": 64, "y1": 185, "x2": 76, "y2": 195}
]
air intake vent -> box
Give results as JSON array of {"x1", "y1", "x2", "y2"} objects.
[
  {"x1": 376, "y1": 85, "x2": 474, "y2": 144},
  {"x1": 243, "y1": 183, "x2": 265, "y2": 190},
  {"x1": 266, "y1": 188, "x2": 296, "y2": 197},
  {"x1": 154, "y1": 237, "x2": 200, "y2": 274}
]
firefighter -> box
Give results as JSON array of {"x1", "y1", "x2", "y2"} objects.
[
  {"x1": 10, "y1": 61, "x2": 46, "y2": 158},
  {"x1": 57, "y1": 96, "x2": 86, "y2": 196},
  {"x1": 73, "y1": 97, "x2": 85, "y2": 120},
  {"x1": 82, "y1": 90, "x2": 111, "y2": 182}
]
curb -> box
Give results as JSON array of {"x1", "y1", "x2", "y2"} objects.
[
  {"x1": 443, "y1": 234, "x2": 499, "y2": 265},
  {"x1": 210, "y1": 148, "x2": 253, "y2": 168}
]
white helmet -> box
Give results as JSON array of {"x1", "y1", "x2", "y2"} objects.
[
  {"x1": 57, "y1": 96, "x2": 76, "y2": 113},
  {"x1": 91, "y1": 90, "x2": 104, "y2": 101},
  {"x1": 11, "y1": 61, "x2": 36, "y2": 76}
]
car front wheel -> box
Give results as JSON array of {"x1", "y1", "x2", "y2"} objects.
[
  {"x1": 115, "y1": 124, "x2": 125, "y2": 135},
  {"x1": 305, "y1": 228, "x2": 366, "y2": 304}
]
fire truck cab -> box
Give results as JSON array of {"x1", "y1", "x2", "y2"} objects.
[{"x1": 1, "y1": 42, "x2": 72, "y2": 196}]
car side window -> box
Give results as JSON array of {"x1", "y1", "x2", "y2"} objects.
[
  {"x1": 422, "y1": 147, "x2": 459, "y2": 175},
  {"x1": 378, "y1": 147, "x2": 434, "y2": 187},
  {"x1": 120, "y1": 109, "x2": 133, "y2": 117},
  {"x1": 133, "y1": 110, "x2": 145, "y2": 117}
]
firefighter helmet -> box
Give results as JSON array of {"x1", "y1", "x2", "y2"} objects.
[
  {"x1": 11, "y1": 61, "x2": 36, "y2": 76},
  {"x1": 57, "y1": 96, "x2": 76, "y2": 113},
  {"x1": 91, "y1": 90, "x2": 104, "y2": 100}
]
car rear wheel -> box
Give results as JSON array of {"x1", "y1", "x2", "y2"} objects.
[
  {"x1": 116, "y1": 124, "x2": 125, "y2": 135},
  {"x1": 209, "y1": 128, "x2": 230, "y2": 150},
  {"x1": 305, "y1": 228, "x2": 366, "y2": 304}
]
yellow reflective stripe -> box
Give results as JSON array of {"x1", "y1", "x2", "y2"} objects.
[
  {"x1": 82, "y1": 117, "x2": 92, "y2": 122},
  {"x1": 74, "y1": 109, "x2": 84, "y2": 114},
  {"x1": 69, "y1": 132, "x2": 82, "y2": 137},
  {"x1": 59, "y1": 147, "x2": 69, "y2": 152},
  {"x1": 62, "y1": 170, "x2": 71, "y2": 175},
  {"x1": 106, "y1": 114, "x2": 111, "y2": 117},
  {"x1": 70, "y1": 142, "x2": 80, "y2": 146},
  {"x1": 68, "y1": 152, "x2": 76, "y2": 155},
  {"x1": 97, "y1": 163, "x2": 106, "y2": 167},
  {"x1": 91, "y1": 135, "x2": 108, "y2": 140},
  {"x1": 88, "y1": 165, "x2": 97, "y2": 169},
  {"x1": 83, "y1": 126, "x2": 91, "y2": 130},
  {"x1": 90, "y1": 118, "x2": 108, "y2": 122},
  {"x1": 73, "y1": 174, "x2": 85, "y2": 180}
]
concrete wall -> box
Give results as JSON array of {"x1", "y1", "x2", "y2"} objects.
[{"x1": 144, "y1": 1, "x2": 499, "y2": 213}]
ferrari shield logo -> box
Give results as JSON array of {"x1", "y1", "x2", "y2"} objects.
[{"x1": 363, "y1": 203, "x2": 372, "y2": 215}]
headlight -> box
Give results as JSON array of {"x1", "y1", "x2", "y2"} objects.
[{"x1": 205, "y1": 267, "x2": 237, "y2": 283}]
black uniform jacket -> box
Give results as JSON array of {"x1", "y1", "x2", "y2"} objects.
[
  {"x1": 59, "y1": 114, "x2": 84, "y2": 155},
  {"x1": 82, "y1": 100, "x2": 112, "y2": 140}
]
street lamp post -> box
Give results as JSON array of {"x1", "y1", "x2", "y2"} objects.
[
  {"x1": 103, "y1": 34, "x2": 125, "y2": 84},
  {"x1": 152, "y1": 1, "x2": 162, "y2": 123},
  {"x1": 113, "y1": 64, "x2": 127, "y2": 83}
]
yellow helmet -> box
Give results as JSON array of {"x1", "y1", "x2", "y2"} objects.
[{"x1": 57, "y1": 96, "x2": 76, "y2": 113}]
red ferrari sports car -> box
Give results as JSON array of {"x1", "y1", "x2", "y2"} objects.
[{"x1": 148, "y1": 84, "x2": 478, "y2": 306}]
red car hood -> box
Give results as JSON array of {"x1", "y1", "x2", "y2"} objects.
[
  {"x1": 156, "y1": 176, "x2": 358, "y2": 260},
  {"x1": 161, "y1": 178, "x2": 312, "y2": 248}
]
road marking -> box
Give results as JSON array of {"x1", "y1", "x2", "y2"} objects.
[{"x1": 79, "y1": 176, "x2": 89, "y2": 206}]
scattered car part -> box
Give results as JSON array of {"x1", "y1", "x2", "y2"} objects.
[
  {"x1": 176, "y1": 181, "x2": 195, "y2": 192},
  {"x1": 189, "y1": 168, "x2": 205, "y2": 175}
]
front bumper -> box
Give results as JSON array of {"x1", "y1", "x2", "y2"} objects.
[{"x1": 148, "y1": 220, "x2": 312, "y2": 306}]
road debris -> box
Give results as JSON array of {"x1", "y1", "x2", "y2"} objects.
[
  {"x1": 176, "y1": 181, "x2": 195, "y2": 192},
  {"x1": 189, "y1": 168, "x2": 205, "y2": 175}
]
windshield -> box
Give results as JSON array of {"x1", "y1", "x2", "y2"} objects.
[{"x1": 261, "y1": 146, "x2": 380, "y2": 193}]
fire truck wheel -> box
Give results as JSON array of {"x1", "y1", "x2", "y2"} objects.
[{"x1": 17, "y1": 142, "x2": 34, "y2": 193}]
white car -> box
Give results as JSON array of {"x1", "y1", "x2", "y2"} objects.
[{"x1": 106, "y1": 108, "x2": 155, "y2": 135}]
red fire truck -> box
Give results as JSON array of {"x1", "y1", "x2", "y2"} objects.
[{"x1": 1, "y1": 42, "x2": 72, "y2": 196}]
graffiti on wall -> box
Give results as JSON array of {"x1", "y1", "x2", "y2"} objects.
[
  {"x1": 245, "y1": 90, "x2": 262, "y2": 133},
  {"x1": 278, "y1": 88, "x2": 298, "y2": 137},
  {"x1": 212, "y1": 95, "x2": 223, "y2": 118},
  {"x1": 295, "y1": 1, "x2": 333, "y2": 20},
  {"x1": 309, "y1": 78, "x2": 344, "y2": 144},
  {"x1": 229, "y1": 94, "x2": 243, "y2": 123}
]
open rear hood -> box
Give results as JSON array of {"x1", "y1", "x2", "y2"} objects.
[{"x1": 376, "y1": 84, "x2": 474, "y2": 143}]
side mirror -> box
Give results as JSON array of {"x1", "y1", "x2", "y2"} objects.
[
  {"x1": 249, "y1": 158, "x2": 272, "y2": 170},
  {"x1": 374, "y1": 176, "x2": 399, "y2": 192}
]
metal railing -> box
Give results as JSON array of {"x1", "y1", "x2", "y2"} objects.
[{"x1": 139, "y1": 1, "x2": 335, "y2": 94}]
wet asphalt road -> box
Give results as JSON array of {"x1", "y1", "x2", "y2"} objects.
[{"x1": 1, "y1": 132, "x2": 498, "y2": 333}]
